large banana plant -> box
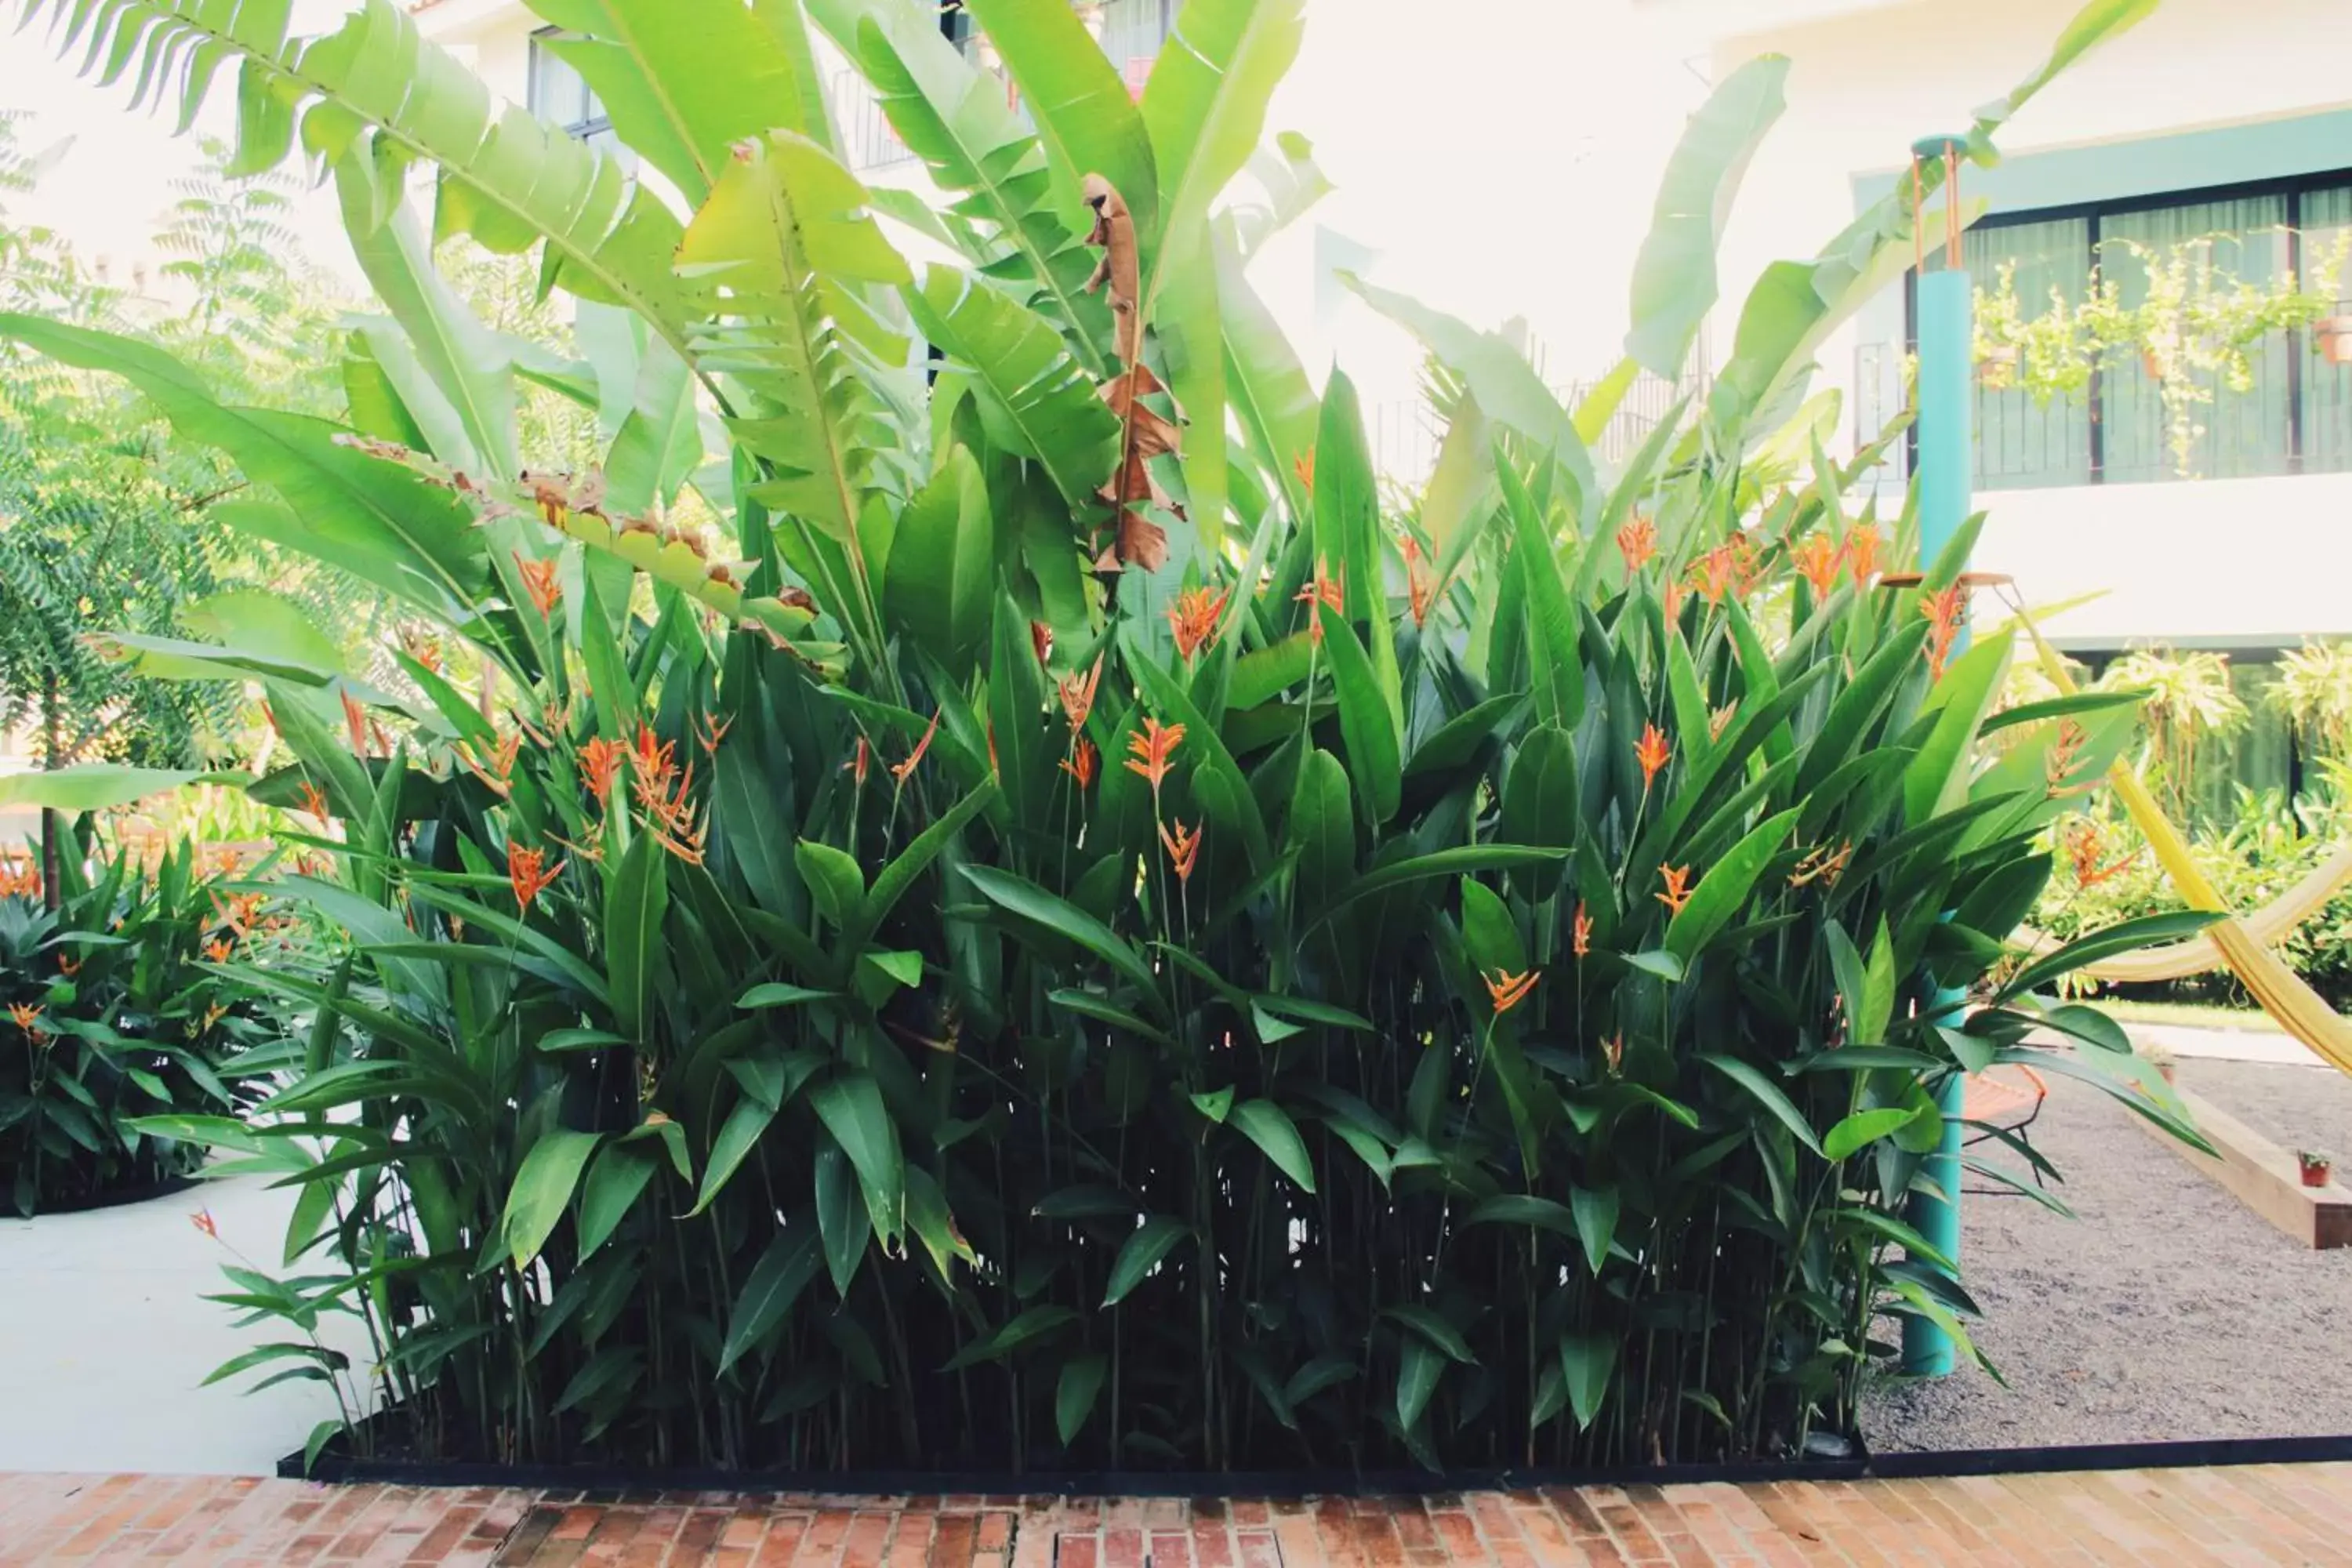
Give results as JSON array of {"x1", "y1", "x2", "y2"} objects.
[{"x1": 5, "y1": 0, "x2": 2182, "y2": 1473}]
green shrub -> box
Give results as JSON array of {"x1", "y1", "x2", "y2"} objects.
[
  {"x1": 7, "y1": 0, "x2": 2181, "y2": 1474},
  {"x1": 0, "y1": 832, "x2": 274, "y2": 1214}
]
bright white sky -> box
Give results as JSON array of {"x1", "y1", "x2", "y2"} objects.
[{"x1": 0, "y1": 0, "x2": 1717, "y2": 387}]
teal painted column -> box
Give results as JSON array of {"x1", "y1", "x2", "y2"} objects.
[{"x1": 1902, "y1": 255, "x2": 1973, "y2": 1379}]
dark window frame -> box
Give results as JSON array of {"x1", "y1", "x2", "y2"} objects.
[
  {"x1": 1901, "y1": 163, "x2": 2352, "y2": 485},
  {"x1": 527, "y1": 27, "x2": 614, "y2": 143}
]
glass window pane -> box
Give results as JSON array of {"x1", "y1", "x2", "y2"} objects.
[
  {"x1": 1965, "y1": 216, "x2": 2093, "y2": 491},
  {"x1": 2303, "y1": 182, "x2": 2352, "y2": 476},
  {"x1": 1097, "y1": 0, "x2": 1167, "y2": 93},
  {"x1": 2098, "y1": 194, "x2": 2292, "y2": 483},
  {"x1": 528, "y1": 34, "x2": 600, "y2": 131}
]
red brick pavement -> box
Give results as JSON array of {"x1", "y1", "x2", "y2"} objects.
[{"x1": 2, "y1": 1463, "x2": 2349, "y2": 1564}]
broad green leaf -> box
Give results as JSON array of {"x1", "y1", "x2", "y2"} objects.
[
  {"x1": 1056, "y1": 1352, "x2": 1108, "y2": 1444},
  {"x1": 796, "y1": 840, "x2": 866, "y2": 931},
  {"x1": 1384, "y1": 1305, "x2": 1475, "y2": 1364},
  {"x1": 810, "y1": 1073, "x2": 904, "y2": 1246},
  {"x1": 576, "y1": 1142, "x2": 656, "y2": 1258},
  {"x1": 605, "y1": 829, "x2": 668, "y2": 1044},
  {"x1": 962, "y1": 864, "x2": 1162, "y2": 1001},
  {"x1": 1559, "y1": 1333, "x2": 1617, "y2": 1430},
  {"x1": 943, "y1": 1305, "x2": 1079, "y2": 1370},
  {"x1": 1571, "y1": 1185, "x2": 1619, "y2": 1277},
  {"x1": 1231, "y1": 1098, "x2": 1315, "y2": 1192},
  {"x1": 887, "y1": 444, "x2": 996, "y2": 669},
  {"x1": 1664, "y1": 808, "x2": 1801, "y2": 966},
  {"x1": 966, "y1": 0, "x2": 1160, "y2": 253},
  {"x1": 1103, "y1": 1216, "x2": 1189, "y2": 1306},
  {"x1": 1701, "y1": 1054, "x2": 1824, "y2": 1157},
  {"x1": 718, "y1": 1226, "x2": 824, "y2": 1375},
  {"x1": 689, "y1": 1098, "x2": 777, "y2": 1217},
  {"x1": 906, "y1": 268, "x2": 1117, "y2": 506},
  {"x1": 1625, "y1": 55, "x2": 1788, "y2": 377},
  {"x1": 1316, "y1": 604, "x2": 1400, "y2": 826},
  {"x1": 0, "y1": 765, "x2": 220, "y2": 815},
  {"x1": 500, "y1": 1128, "x2": 601, "y2": 1270},
  {"x1": 1823, "y1": 1107, "x2": 1922, "y2": 1163}
]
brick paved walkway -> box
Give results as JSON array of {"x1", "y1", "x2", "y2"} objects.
[{"x1": 3, "y1": 1463, "x2": 2349, "y2": 1565}]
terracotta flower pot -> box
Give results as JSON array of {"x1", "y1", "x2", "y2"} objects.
[{"x1": 2317, "y1": 317, "x2": 2352, "y2": 368}]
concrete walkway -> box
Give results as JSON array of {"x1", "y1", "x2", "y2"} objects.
[
  {"x1": 0, "y1": 1174, "x2": 372, "y2": 1476},
  {"x1": 4, "y1": 1463, "x2": 2351, "y2": 1565}
]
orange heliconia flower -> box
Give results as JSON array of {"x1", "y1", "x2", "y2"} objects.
[
  {"x1": 1921, "y1": 585, "x2": 1967, "y2": 679},
  {"x1": 846, "y1": 735, "x2": 872, "y2": 787},
  {"x1": 1125, "y1": 716, "x2": 1185, "y2": 792},
  {"x1": 1661, "y1": 576, "x2": 1685, "y2": 625},
  {"x1": 1708, "y1": 702, "x2": 1739, "y2": 742},
  {"x1": 211, "y1": 891, "x2": 267, "y2": 936},
  {"x1": 514, "y1": 553, "x2": 561, "y2": 617},
  {"x1": 296, "y1": 781, "x2": 331, "y2": 822},
  {"x1": 1730, "y1": 536, "x2": 1764, "y2": 601},
  {"x1": 7, "y1": 1001, "x2": 44, "y2": 1041},
  {"x1": 201, "y1": 1001, "x2": 229, "y2": 1033},
  {"x1": 1572, "y1": 902, "x2": 1592, "y2": 960},
  {"x1": 190, "y1": 1208, "x2": 219, "y2": 1241},
  {"x1": 1060, "y1": 735, "x2": 1099, "y2": 790},
  {"x1": 1030, "y1": 619, "x2": 1054, "y2": 668},
  {"x1": 1690, "y1": 543, "x2": 1738, "y2": 607},
  {"x1": 2045, "y1": 720, "x2": 2090, "y2": 797},
  {"x1": 579, "y1": 735, "x2": 626, "y2": 808},
  {"x1": 1167, "y1": 584, "x2": 1229, "y2": 663},
  {"x1": 203, "y1": 937, "x2": 236, "y2": 964},
  {"x1": 1616, "y1": 514, "x2": 1657, "y2": 575},
  {"x1": 0, "y1": 862, "x2": 41, "y2": 899},
  {"x1": 695, "y1": 713, "x2": 733, "y2": 756},
  {"x1": 1790, "y1": 840, "x2": 1853, "y2": 889},
  {"x1": 1158, "y1": 818, "x2": 1203, "y2": 882},
  {"x1": 56, "y1": 953, "x2": 79, "y2": 978},
  {"x1": 1401, "y1": 535, "x2": 1436, "y2": 630},
  {"x1": 1602, "y1": 1033, "x2": 1624, "y2": 1075},
  {"x1": 1635, "y1": 722, "x2": 1671, "y2": 791},
  {"x1": 1294, "y1": 448, "x2": 1316, "y2": 491},
  {"x1": 1792, "y1": 535, "x2": 1844, "y2": 600},
  {"x1": 1844, "y1": 522, "x2": 1881, "y2": 587},
  {"x1": 1296, "y1": 561, "x2": 1345, "y2": 644},
  {"x1": 2063, "y1": 819, "x2": 2139, "y2": 888},
  {"x1": 507, "y1": 844, "x2": 566, "y2": 916},
  {"x1": 890, "y1": 712, "x2": 941, "y2": 785},
  {"x1": 1483, "y1": 967, "x2": 1540, "y2": 1016},
  {"x1": 341, "y1": 690, "x2": 369, "y2": 758},
  {"x1": 1656, "y1": 863, "x2": 1694, "y2": 916},
  {"x1": 1058, "y1": 658, "x2": 1103, "y2": 732}
]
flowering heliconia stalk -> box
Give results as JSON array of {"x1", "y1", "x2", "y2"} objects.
[
  {"x1": 1636, "y1": 723, "x2": 1672, "y2": 790},
  {"x1": 1656, "y1": 863, "x2": 1694, "y2": 915},
  {"x1": 1166, "y1": 585, "x2": 1229, "y2": 663},
  {"x1": 1157, "y1": 818, "x2": 1202, "y2": 882},
  {"x1": 1922, "y1": 584, "x2": 1969, "y2": 678},
  {"x1": 1690, "y1": 543, "x2": 1738, "y2": 605},
  {"x1": 514, "y1": 554, "x2": 562, "y2": 616},
  {"x1": 1792, "y1": 535, "x2": 1844, "y2": 599},
  {"x1": 1483, "y1": 967, "x2": 1539, "y2": 1014},
  {"x1": 1295, "y1": 562, "x2": 1343, "y2": 643},
  {"x1": 1125, "y1": 715, "x2": 1185, "y2": 793},
  {"x1": 1059, "y1": 735, "x2": 1099, "y2": 789},
  {"x1": 506, "y1": 844, "x2": 564, "y2": 916},
  {"x1": 1572, "y1": 902, "x2": 1592, "y2": 959},
  {"x1": 890, "y1": 712, "x2": 940, "y2": 784},
  {"x1": 1845, "y1": 522, "x2": 1882, "y2": 586},
  {"x1": 1615, "y1": 514, "x2": 1657, "y2": 575}
]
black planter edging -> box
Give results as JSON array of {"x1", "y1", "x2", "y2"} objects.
[
  {"x1": 279, "y1": 1428, "x2": 2352, "y2": 1494},
  {"x1": 5, "y1": 1170, "x2": 201, "y2": 1220}
]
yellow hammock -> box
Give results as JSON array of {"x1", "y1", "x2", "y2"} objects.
[
  {"x1": 2005, "y1": 597, "x2": 2352, "y2": 1080},
  {"x1": 2014, "y1": 844, "x2": 2352, "y2": 985}
]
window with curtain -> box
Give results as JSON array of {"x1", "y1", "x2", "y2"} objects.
[
  {"x1": 2097, "y1": 194, "x2": 2292, "y2": 484},
  {"x1": 1965, "y1": 216, "x2": 2094, "y2": 490},
  {"x1": 527, "y1": 30, "x2": 637, "y2": 168},
  {"x1": 2303, "y1": 182, "x2": 2352, "y2": 475}
]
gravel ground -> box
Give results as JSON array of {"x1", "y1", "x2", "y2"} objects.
[
  {"x1": 1862, "y1": 1065, "x2": 2352, "y2": 1453},
  {"x1": 2178, "y1": 1057, "x2": 2352, "y2": 1169}
]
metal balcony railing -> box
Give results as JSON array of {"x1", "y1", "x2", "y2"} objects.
[{"x1": 1855, "y1": 310, "x2": 2352, "y2": 490}]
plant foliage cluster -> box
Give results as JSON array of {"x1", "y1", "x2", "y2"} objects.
[{"x1": 4, "y1": 0, "x2": 2201, "y2": 1474}]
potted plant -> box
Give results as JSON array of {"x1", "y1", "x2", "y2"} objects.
[
  {"x1": 2297, "y1": 1149, "x2": 2333, "y2": 1189},
  {"x1": 2318, "y1": 315, "x2": 2352, "y2": 367}
]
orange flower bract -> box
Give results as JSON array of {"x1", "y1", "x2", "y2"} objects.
[
  {"x1": 1572, "y1": 902, "x2": 1592, "y2": 960},
  {"x1": 507, "y1": 844, "x2": 566, "y2": 916},
  {"x1": 1483, "y1": 967, "x2": 1540, "y2": 1015},
  {"x1": 1792, "y1": 535, "x2": 1844, "y2": 599},
  {"x1": 1845, "y1": 522, "x2": 1881, "y2": 586},
  {"x1": 1058, "y1": 658, "x2": 1103, "y2": 732},
  {"x1": 1657, "y1": 863, "x2": 1694, "y2": 916},
  {"x1": 1125, "y1": 716, "x2": 1185, "y2": 792},
  {"x1": 1635, "y1": 722, "x2": 1671, "y2": 790},
  {"x1": 1060, "y1": 735, "x2": 1099, "y2": 790},
  {"x1": 1167, "y1": 584, "x2": 1229, "y2": 663},
  {"x1": 1158, "y1": 818, "x2": 1203, "y2": 882},
  {"x1": 514, "y1": 553, "x2": 561, "y2": 617},
  {"x1": 1616, "y1": 515, "x2": 1657, "y2": 575},
  {"x1": 890, "y1": 712, "x2": 941, "y2": 785}
]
